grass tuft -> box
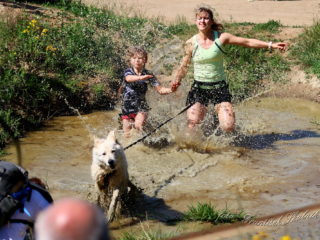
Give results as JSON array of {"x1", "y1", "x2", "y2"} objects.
[{"x1": 183, "y1": 202, "x2": 249, "y2": 224}]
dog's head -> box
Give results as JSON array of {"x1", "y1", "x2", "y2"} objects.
[{"x1": 92, "y1": 131, "x2": 127, "y2": 173}]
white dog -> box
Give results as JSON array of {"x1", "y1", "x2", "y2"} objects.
[{"x1": 91, "y1": 130, "x2": 129, "y2": 222}]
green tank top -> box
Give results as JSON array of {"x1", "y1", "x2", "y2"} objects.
[{"x1": 192, "y1": 31, "x2": 226, "y2": 83}]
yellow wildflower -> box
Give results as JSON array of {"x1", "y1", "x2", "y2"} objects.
[
  {"x1": 258, "y1": 232, "x2": 268, "y2": 238},
  {"x1": 251, "y1": 231, "x2": 269, "y2": 240},
  {"x1": 280, "y1": 235, "x2": 292, "y2": 240},
  {"x1": 252, "y1": 234, "x2": 261, "y2": 240},
  {"x1": 78, "y1": 81, "x2": 88, "y2": 87},
  {"x1": 34, "y1": 36, "x2": 39, "y2": 40},
  {"x1": 22, "y1": 29, "x2": 29, "y2": 34},
  {"x1": 46, "y1": 45, "x2": 57, "y2": 52},
  {"x1": 41, "y1": 28, "x2": 48, "y2": 36},
  {"x1": 29, "y1": 19, "x2": 38, "y2": 28}
]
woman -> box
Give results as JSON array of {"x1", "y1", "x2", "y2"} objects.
[{"x1": 171, "y1": 7, "x2": 287, "y2": 133}]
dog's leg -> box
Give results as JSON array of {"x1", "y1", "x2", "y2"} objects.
[{"x1": 107, "y1": 188, "x2": 119, "y2": 222}]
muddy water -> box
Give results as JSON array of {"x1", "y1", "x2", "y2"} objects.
[{"x1": 3, "y1": 97, "x2": 320, "y2": 237}]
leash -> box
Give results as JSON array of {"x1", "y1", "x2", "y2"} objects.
[{"x1": 123, "y1": 104, "x2": 192, "y2": 151}]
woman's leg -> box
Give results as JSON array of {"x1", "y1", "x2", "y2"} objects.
[
  {"x1": 187, "y1": 102, "x2": 207, "y2": 129},
  {"x1": 135, "y1": 112, "x2": 148, "y2": 131},
  {"x1": 215, "y1": 102, "x2": 235, "y2": 132}
]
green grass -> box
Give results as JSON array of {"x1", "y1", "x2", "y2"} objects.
[
  {"x1": 183, "y1": 202, "x2": 248, "y2": 224},
  {"x1": 252, "y1": 20, "x2": 282, "y2": 33},
  {"x1": 291, "y1": 21, "x2": 320, "y2": 78},
  {"x1": 116, "y1": 203, "x2": 252, "y2": 239},
  {"x1": 223, "y1": 21, "x2": 289, "y2": 101},
  {"x1": 119, "y1": 230, "x2": 176, "y2": 240}
]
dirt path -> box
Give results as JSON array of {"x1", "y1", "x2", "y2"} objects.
[{"x1": 84, "y1": 0, "x2": 319, "y2": 26}]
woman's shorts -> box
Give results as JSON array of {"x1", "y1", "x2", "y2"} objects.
[{"x1": 186, "y1": 81, "x2": 232, "y2": 106}]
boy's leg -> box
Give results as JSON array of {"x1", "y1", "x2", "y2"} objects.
[
  {"x1": 134, "y1": 112, "x2": 147, "y2": 131},
  {"x1": 215, "y1": 102, "x2": 235, "y2": 132},
  {"x1": 122, "y1": 119, "x2": 134, "y2": 137}
]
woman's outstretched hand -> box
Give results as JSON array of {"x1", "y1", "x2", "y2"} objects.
[{"x1": 272, "y1": 42, "x2": 288, "y2": 52}]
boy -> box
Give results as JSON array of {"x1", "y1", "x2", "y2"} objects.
[{"x1": 120, "y1": 46, "x2": 172, "y2": 136}]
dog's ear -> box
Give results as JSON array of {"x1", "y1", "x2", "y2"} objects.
[{"x1": 107, "y1": 130, "x2": 116, "y2": 142}]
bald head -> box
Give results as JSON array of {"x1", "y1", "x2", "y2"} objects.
[{"x1": 35, "y1": 198, "x2": 110, "y2": 240}]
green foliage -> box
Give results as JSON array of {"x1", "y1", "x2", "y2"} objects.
[
  {"x1": 0, "y1": 109, "x2": 21, "y2": 147},
  {"x1": 52, "y1": 0, "x2": 92, "y2": 17},
  {"x1": 0, "y1": 1, "x2": 194, "y2": 147},
  {"x1": 291, "y1": 21, "x2": 320, "y2": 77},
  {"x1": 166, "y1": 21, "x2": 197, "y2": 39},
  {"x1": 0, "y1": 15, "x2": 122, "y2": 145},
  {"x1": 225, "y1": 45, "x2": 289, "y2": 100},
  {"x1": 183, "y1": 202, "x2": 248, "y2": 224},
  {"x1": 252, "y1": 20, "x2": 282, "y2": 33},
  {"x1": 223, "y1": 22, "x2": 289, "y2": 101}
]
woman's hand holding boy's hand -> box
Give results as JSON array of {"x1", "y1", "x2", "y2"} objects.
[
  {"x1": 170, "y1": 79, "x2": 181, "y2": 92},
  {"x1": 155, "y1": 86, "x2": 172, "y2": 95}
]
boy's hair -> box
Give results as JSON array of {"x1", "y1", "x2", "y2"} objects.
[{"x1": 127, "y1": 46, "x2": 148, "y2": 62}]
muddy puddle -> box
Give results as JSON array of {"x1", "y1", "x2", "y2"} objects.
[{"x1": 2, "y1": 97, "x2": 320, "y2": 238}]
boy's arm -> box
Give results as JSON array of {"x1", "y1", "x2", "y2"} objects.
[
  {"x1": 148, "y1": 72, "x2": 171, "y2": 94},
  {"x1": 125, "y1": 74, "x2": 154, "y2": 82},
  {"x1": 155, "y1": 85, "x2": 172, "y2": 95}
]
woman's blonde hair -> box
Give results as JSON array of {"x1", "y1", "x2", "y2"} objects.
[{"x1": 195, "y1": 7, "x2": 224, "y2": 31}]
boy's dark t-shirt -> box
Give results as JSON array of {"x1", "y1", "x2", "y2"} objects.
[{"x1": 121, "y1": 68, "x2": 159, "y2": 116}]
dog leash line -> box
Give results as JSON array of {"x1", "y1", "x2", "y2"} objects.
[{"x1": 123, "y1": 104, "x2": 192, "y2": 151}]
